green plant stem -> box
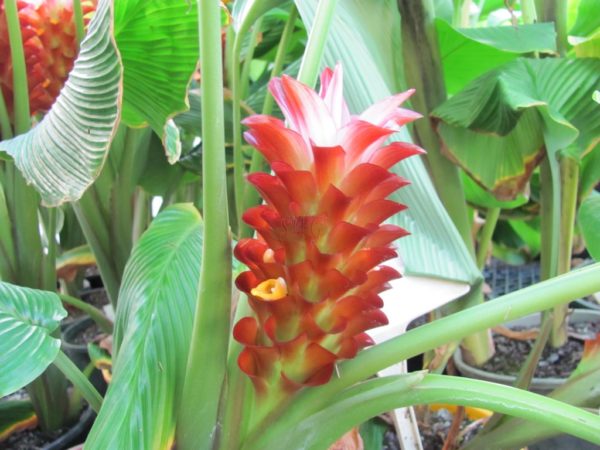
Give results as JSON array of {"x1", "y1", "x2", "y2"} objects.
[
  {"x1": 476, "y1": 207, "x2": 500, "y2": 269},
  {"x1": 73, "y1": 200, "x2": 120, "y2": 306},
  {"x1": 231, "y1": 28, "x2": 249, "y2": 235},
  {"x1": 240, "y1": 5, "x2": 298, "y2": 237},
  {"x1": 4, "y1": 0, "x2": 30, "y2": 134},
  {"x1": 177, "y1": 0, "x2": 231, "y2": 448},
  {"x1": 59, "y1": 294, "x2": 113, "y2": 334},
  {"x1": 0, "y1": 89, "x2": 12, "y2": 139},
  {"x1": 539, "y1": 158, "x2": 559, "y2": 280},
  {"x1": 240, "y1": 18, "x2": 263, "y2": 100},
  {"x1": 72, "y1": 0, "x2": 85, "y2": 46},
  {"x1": 398, "y1": 0, "x2": 491, "y2": 365},
  {"x1": 397, "y1": 0, "x2": 474, "y2": 256},
  {"x1": 297, "y1": 0, "x2": 339, "y2": 87},
  {"x1": 245, "y1": 262, "x2": 600, "y2": 444},
  {"x1": 536, "y1": 0, "x2": 567, "y2": 55},
  {"x1": 42, "y1": 207, "x2": 57, "y2": 292},
  {"x1": 452, "y1": 0, "x2": 472, "y2": 27},
  {"x1": 252, "y1": 374, "x2": 600, "y2": 449},
  {"x1": 131, "y1": 188, "x2": 149, "y2": 244},
  {"x1": 521, "y1": 0, "x2": 538, "y2": 24},
  {"x1": 53, "y1": 351, "x2": 102, "y2": 413},
  {"x1": 551, "y1": 154, "x2": 579, "y2": 346}
]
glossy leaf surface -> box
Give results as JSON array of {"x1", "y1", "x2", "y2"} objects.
[
  {"x1": 0, "y1": 282, "x2": 66, "y2": 396},
  {"x1": 85, "y1": 204, "x2": 203, "y2": 449}
]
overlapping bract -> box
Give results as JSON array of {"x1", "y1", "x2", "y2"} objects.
[
  {"x1": 0, "y1": 0, "x2": 96, "y2": 118},
  {"x1": 234, "y1": 65, "x2": 423, "y2": 393}
]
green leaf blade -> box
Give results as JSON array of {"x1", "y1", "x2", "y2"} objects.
[
  {"x1": 115, "y1": 0, "x2": 199, "y2": 142},
  {"x1": 0, "y1": 283, "x2": 66, "y2": 396},
  {"x1": 85, "y1": 204, "x2": 203, "y2": 450},
  {"x1": 579, "y1": 193, "x2": 600, "y2": 261},
  {"x1": 0, "y1": 0, "x2": 121, "y2": 207}
]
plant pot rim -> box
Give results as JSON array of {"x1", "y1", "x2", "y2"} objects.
[
  {"x1": 61, "y1": 316, "x2": 95, "y2": 352},
  {"x1": 453, "y1": 309, "x2": 600, "y2": 392}
]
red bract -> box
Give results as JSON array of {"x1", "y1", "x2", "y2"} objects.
[
  {"x1": 234, "y1": 65, "x2": 424, "y2": 394},
  {"x1": 0, "y1": 0, "x2": 96, "y2": 118}
]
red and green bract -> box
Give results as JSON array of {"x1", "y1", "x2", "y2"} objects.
[
  {"x1": 0, "y1": 0, "x2": 96, "y2": 118},
  {"x1": 234, "y1": 65, "x2": 424, "y2": 394}
]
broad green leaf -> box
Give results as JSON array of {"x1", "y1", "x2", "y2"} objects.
[
  {"x1": 433, "y1": 57, "x2": 600, "y2": 199},
  {"x1": 0, "y1": 401, "x2": 37, "y2": 441},
  {"x1": 115, "y1": 0, "x2": 199, "y2": 142},
  {"x1": 297, "y1": 0, "x2": 479, "y2": 284},
  {"x1": 570, "y1": 0, "x2": 600, "y2": 38},
  {"x1": 437, "y1": 20, "x2": 556, "y2": 94},
  {"x1": 259, "y1": 374, "x2": 600, "y2": 449},
  {"x1": 462, "y1": 172, "x2": 528, "y2": 210},
  {"x1": 0, "y1": 0, "x2": 199, "y2": 206},
  {"x1": 0, "y1": 282, "x2": 66, "y2": 396},
  {"x1": 573, "y1": 30, "x2": 600, "y2": 58},
  {"x1": 0, "y1": 0, "x2": 121, "y2": 206},
  {"x1": 85, "y1": 204, "x2": 202, "y2": 450},
  {"x1": 438, "y1": 108, "x2": 545, "y2": 199},
  {"x1": 579, "y1": 193, "x2": 600, "y2": 261}
]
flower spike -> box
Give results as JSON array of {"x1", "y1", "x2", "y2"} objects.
[{"x1": 234, "y1": 64, "x2": 424, "y2": 394}]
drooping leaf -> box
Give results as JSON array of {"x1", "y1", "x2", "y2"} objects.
[
  {"x1": 0, "y1": 0, "x2": 121, "y2": 206},
  {"x1": 296, "y1": 0, "x2": 480, "y2": 284},
  {"x1": 462, "y1": 172, "x2": 528, "y2": 210},
  {"x1": 0, "y1": 401, "x2": 37, "y2": 442},
  {"x1": 258, "y1": 374, "x2": 600, "y2": 449},
  {"x1": 0, "y1": 0, "x2": 200, "y2": 206},
  {"x1": 0, "y1": 282, "x2": 66, "y2": 396},
  {"x1": 581, "y1": 147, "x2": 600, "y2": 196},
  {"x1": 56, "y1": 245, "x2": 96, "y2": 282},
  {"x1": 85, "y1": 204, "x2": 202, "y2": 450},
  {"x1": 433, "y1": 57, "x2": 600, "y2": 200},
  {"x1": 437, "y1": 19, "x2": 556, "y2": 94},
  {"x1": 579, "y1": 192, "x2": 600, "y2": 261},
  {"x1": 438, "y1": 108, "x2": 545, "y2": 199},
  {"x1": 115, "y1": 0, "x2": 199, "y2": 144}
]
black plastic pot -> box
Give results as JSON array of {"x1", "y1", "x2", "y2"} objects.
[
  {"x1": 61, "y1": 317, "x2": 107, "y2": 394},
  {"x1": 41, "y1": 408, "x2": 95, "y2": 450}
]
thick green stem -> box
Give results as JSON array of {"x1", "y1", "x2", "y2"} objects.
[
  {"x1": 397, "y1": 0, "x2": 473, "y2": 255},
  {"x1": 240, "y1": 18, "x2": 263, "y2": 100},
  {"x1": 452, "y1": 0, "x2": 472, "y2": 27},
  {"x1": 59, "y1": 294, "x2": 113, "y2": 334},
  {"x1": 550, "y1": 154, "x2": 579, "y2": 347},
  {"x1": 241, "y1": 5, "x2": 299, "y2": 237},
  {"x1": 73, "y1": 200, "x2": 121, "y2": 306},
  {"x1": 72, "y1": 0, "x2": 85, "y2": 46},
  {"x1": 536, "y1": 0, "x2": 567, "y2": 55},
  {"x1": 177, "y1": 1, "x2": 231, "y2": 448},
  {"x1": 245, "y1": 262, "x2": 600, "y2": 445},
  {"x1": 53, "y1": 351, "x2": 102, "y2": 413},
  {"x1": 4, "y1": 0, "x2": 30, "y2": 134},
  {"x1": 231, "y1": 29, "x2": 248, "y2": 235},
  {"x1": 296, "y1": 0, "x2": 339, "y2": 87},
  {"x1": 476, "y1": 207, "x2": 500, "y2": 269},
  {"x1": 131, "y1": 188, "x2": 149, "y2": 244},
  {"x1": 398, "y1": 0, "x2": 491, "y2": 364}
]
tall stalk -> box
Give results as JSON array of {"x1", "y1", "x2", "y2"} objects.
[
  {"x1": 177, "y1": 0, "x2": 231, "y2": 448},
  {"x1": 240, "y1": 5, "x2": 299, "y2": 237},
  {"x1": 397, "y1": 0, "x2": 492, "y2": 365},
  {"x1": 3, "y1": 0, "x2": 69, "y2": 430}
]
